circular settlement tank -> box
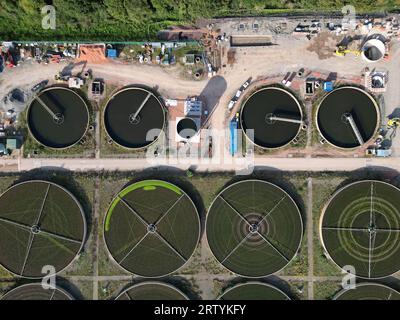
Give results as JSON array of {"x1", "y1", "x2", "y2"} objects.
[
  {"x1": 1, "y1": 283, "x2": 73, "y2": 300},
  {"x1": 219, "y1": 282, "x2": 290, "y2": 300},
  {"x1": 116, "y1": 282, "x2": 188, "y2": 300},
  {"x1": 27, "y1": 87, "x2": 89, "y2": 149},
  {"x1": 104, "y1": 87, "x2": 165, "y2": 149},
  {"x1": 240, "y1": 87, "x2": 303, "y2": 149},
  {"x1": 0, "y1": 180, "x2": 86, "y2": 278},
  {"x1": 316, "y1": 87, "x2": 379, "y2": 149},
  {"x1": 320, "y1": 180, "x2": 400, "y2": 279},
  {"x1": 206, "y1": 180, "x2": 303, "y2": 277},
  {"x1": 334, "y1": 283, "x2": 400, "y2": 300},
  {"x1": 104, "y1": 180, "x2": 200, "y2": 277},
  {"x1": 177, "y1": 117, "x2": 198, "y2": 139}
]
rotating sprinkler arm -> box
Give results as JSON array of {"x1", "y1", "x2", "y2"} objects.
[
  {"x1": 368, "y1": 230, "x2": 376, "y2": 278},
  {"x1": 369, "y1": 183, "x2": 375, "y2": 228},
  {"x1": 130, "y1": 92, "x2": 152, "y2": 122},
  {"x1": 344, "y1": 113, "x2": 364, "y2": 146},
  {"x1": 36, "y1": 96, "x2": 59, "y2": 120},
  {"x1": 368, "y1": 182, "x2": 376, "y2": 278}
]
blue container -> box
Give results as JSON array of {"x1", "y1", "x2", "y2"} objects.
[
  {"x1": 323, "y1": 81, "x2": 333, "y2": 92},
  {"x1": 107, "y1": 49, "x2": 117, "y2": 58},
  {"x1": 229, "y1": 120, "x2": 238, "y2": 155}
]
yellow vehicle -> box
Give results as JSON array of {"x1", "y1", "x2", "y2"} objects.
[
  {"x1": 388, "y1": 118, "x2": 400, "y2": 128},
  {"x1": 335, "y1": 46, "x2": 361, "y2": 57},
  {"x1": 387, "y1": 118, "x2": 399, "y2": 140}
]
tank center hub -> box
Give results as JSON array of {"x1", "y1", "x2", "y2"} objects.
[
  {"x1": 147, "y1": 224, "x2": 157, "y2": 233},
  {"x1": 368, "y1": 223, "x2": 376, "y2": 233},
  {"x1": 249, "y1": 223, "x2": 259, "y2": 234},
  {"x1": 341, "y1": 112, "x2": 351, "y2": 124},
  {"x1": 31, "y1": 225, "x2": 41, "y2": 234},
  {"x1": 53, "y1": 113, "x2": 65, "y2": 125},
  {"x1": 129, "y1": 114, "x2": 141, "y2": 125},
  {"x1": 265, "y1": 113, "x2": 275, "y2": 124}
]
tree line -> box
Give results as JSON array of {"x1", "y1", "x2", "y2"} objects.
[{"x1": 0, "y1": 0, "x2": 397, "y2": 40}]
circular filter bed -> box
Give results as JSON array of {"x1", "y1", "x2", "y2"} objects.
[
  {"x1": 320, "y1": 180, "x2": 400, "y2": 279},
  {"x1": 316, "y1": 87, "x2": 379, "y2": 149},
  {"x1": 240, "y1": 87, "x2": 303, "y2": 149},
  {"x1": 27, "y1": 87, "x2": 89, "y2": 149},
  {"x1": 219, "y1": 282, "x2": 290, "y2": 300},
  {"x1": 0, "y1": 181, "x2": 86, "y2": 278},
  {"x1": 116, "y1": 282, "x2": 188, "y2": 300},
  {"x1": 104, "y1": 87, "x2": 165, "y2": 149},
  {"x1": 104, "y1": 180, "x2": 200, "y2": 277},
  {"x1": 334, "y1": 283, "x2": 400, "y2": 300},
  {"x1": 206, "y1": 180, "x2": 303, "y2": 277},
  {"x1": 1, "y1": 283, "x2": 73, "y2": 300}
]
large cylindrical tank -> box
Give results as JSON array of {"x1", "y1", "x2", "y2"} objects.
[{"x1": 361, "y1": 37, "x2": 386, "y2": 62}]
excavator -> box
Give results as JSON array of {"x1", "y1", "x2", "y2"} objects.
[
  {"x1": 335, "y1": 45, "x2": 361, "y2": 57},
  {"x1": 387, "y1": 118, "x2": 400, "y2": 140},
  {"x1": 388, "y1": 118, "x2": 400, "y2": 128}
]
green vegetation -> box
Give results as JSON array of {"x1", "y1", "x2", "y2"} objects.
[
  {"x1": 276, "y1": 176, "x2": 308, "y2": 277},
  {"x1": 0, "y1": 1, "x2": 398, "y2": 41},
  {"x1": 314, "y1": 281, "x2": 341, "y2": 300},
  {"x1": 98, "y1": 280, "x2": 130, "y2": 300},
  {"x1": 119, "y1": 180, "x2": 182, "y2": 196},
  {"x1": 313, "y1": 176, "x2": 344, "y2": 276},
  {"x1": 105, "y1": 179, "x2": 183, "y2": 231}
]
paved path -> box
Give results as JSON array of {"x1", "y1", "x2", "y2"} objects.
[
  {"x1": 93, "y1": 177, "x2": 100, "y2": 300},
  {"x1": 4, "y1": 156, "x2": 399, "y2": 172},
  {"x1": 307, "y1": 178, "x2": 314, "y2": 300},
  {"x1": 67, "y1": 274, "x2": 342, "y2": 282},
  {"x1": 95, "y1": 111, "x2": 100, "y2": 159}
]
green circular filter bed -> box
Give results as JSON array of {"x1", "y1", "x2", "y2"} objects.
[
  {"x1": 0, "y1": 180, "x2": 86, "y2": 278},
  {"x1": 334, "y1": 283, "x2": 400, "y2": 300},
  {"x1": 28, "y1": 87, "x2": 89, "y2": 149},
  {"x1": 1, "y1": 283, "x2": 73, "y2": 300},
  {"x1": 104, "y1": 180, "x2": 200, "y2": 277},
  {"x1": 320, "y1": 180, "x2": 400, "y2": 279},
  {"x1": 316, "y1": 87, "x2": 379, "y2": 149},
  {"x1": 206, "y1": 180, "x2": 303, "y2": 277},
  {"x1": 104, "y1": 87, "x2": 165, "y2": 149},
  {"x1": 219, "y1": 282, "x2": 290, "y2": 300},
  {"x1": 240, "y1": 87, "x2": 303, "y2": 149},
  {"x1": 116, "y1": 282, "x2": 188, "y2": 300}
]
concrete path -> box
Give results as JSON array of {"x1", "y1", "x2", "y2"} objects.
[
  {"x1": 3, "y1": 156, "x2": 399, "y2": 172},
  {"x1": 93, "y1": 177, "x2": 100, "y2": 300},
  {"x1": 307, "y1": 178, "x2": 314, "y2": 300}
]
